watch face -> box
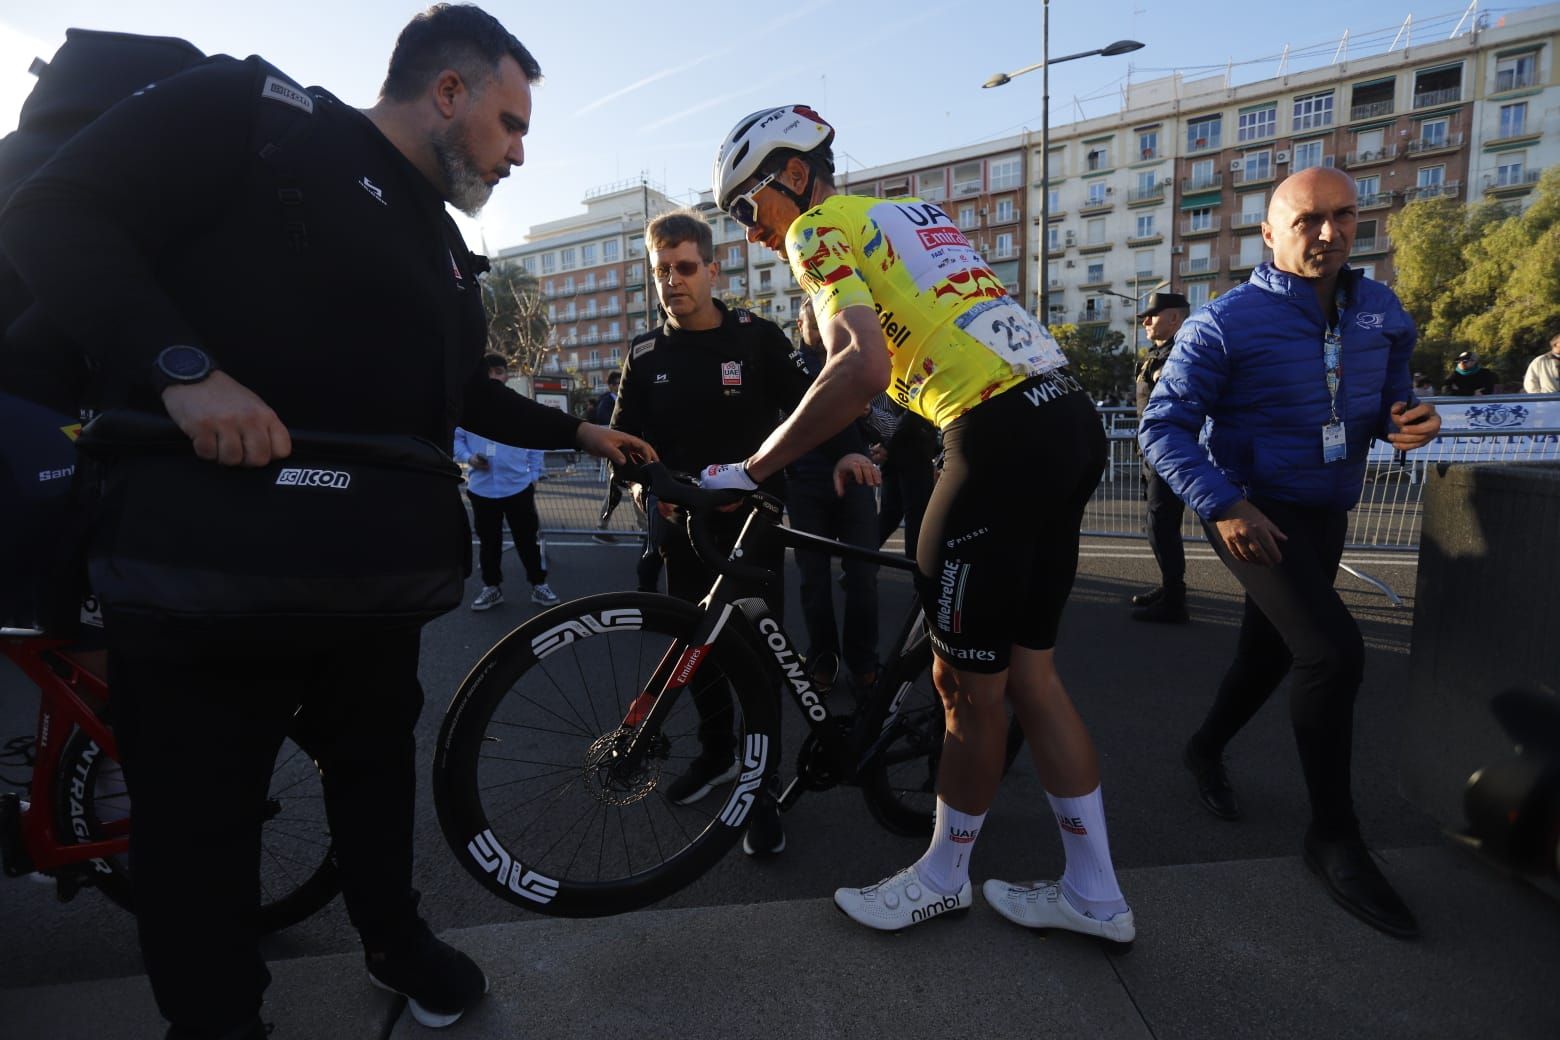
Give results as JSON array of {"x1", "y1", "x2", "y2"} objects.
[{"x1": 157, "y1": 346, "x2": 212, "y2": 382}]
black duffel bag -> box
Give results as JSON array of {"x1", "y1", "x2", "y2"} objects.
[{"x1": 75, "y1": 410, "x2": 469, "y2": 644}]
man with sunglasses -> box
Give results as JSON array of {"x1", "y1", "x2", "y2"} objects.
[
  {"x1": 610, "y1": 208, "x2": 875, "y2": 858},
  {"x1": 705, "y1": 105, "x2": 1134, "y2": 942}
]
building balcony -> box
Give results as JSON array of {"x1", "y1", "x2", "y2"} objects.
[
  {"x1": 1412, "y1": 86, "x2": 1462, "y2": 109},
  {"x1": 1344, "y1": 145, "x2": 1398, "y2": 168},
  {"x1": 988, "y1": 249, "x2": 1020, "y2": 261},
  {"x1": 1047, "y1": 208, "x2": 1067, "y2": 221},
  {"x1": 1077, "y1": 241, "x2": 1114, "y2": 254},
  {"x1": 751, "y1": 254, "x2": 776, "y2": 267},
  {"x1": 1403, "y1": 181, "x2": 1462, "y2": 202},
  {"x1": 1228, "y1": 253, "x2": 1268, "y2": 273},
  {"x1": 1078, "y1": 279, "x2": 1113, "y2": 292},
  {"x1": 1404, "y1": 132, "x2": 1464, "y2": 157},
  {"x1": 1235, "y1": 127, "x2": 1277, "y2": 145},
  {"x1": 1186, "y1": 136, "x2": 1221, "y2": 154},
  {"x1": 1493, "y1": 71, "x2": 1539, "y2": 93},
  {"x1": 1292, "y1": 114, "x2": 1335, "y2": 133},
  {"x1": 1078, "y1": 199, "x2": 1114, "y2": 216},
  {"x1": 1231, "y1": 212, "x2": 1264, "y2": 230},
  {"x1": 1359, "y1": 191, "x2": 1395, "y2": 211},
  {"x1": 1127, "y1": 184, "x2": 1166, "y2": 205},
  {"x1": 1349, "y1": 99, "x2": 1396, "y2": 121},
  {"x1": 1483, "y1": 169, "x2": 1543, "y2": 195},
  {"x1": 623, "y1": 278, "x2": 645, "y2": 290},
  {"x1": 1232, "y1": 166, "x2": 1276, "y2": 187},
  {"x1": 1135, "y1": 147, "x2": 1161, "y2": 162},
  {"x1": 1484, "y1": 128, "x2": 1542, "y2": 149},
  {"x1": 1077, "y1": 305, "x2": 1113, "y2": 323},
  {"x1": 1351, "y1": 234, "x2": 1391, "y2": 256},
  {"x1": 1180, "y1": 217, "x2": 1221, "y2": 237},
  {"x1": 1182, "y1": 173, "x2": 1224, "y2": 192},
  {"x1": 1126, "y1": 233, "x2": 1164, "y2": 246},
  {"x1": 1179, "y1": 255, "x2": 1222, "y2": 277}
]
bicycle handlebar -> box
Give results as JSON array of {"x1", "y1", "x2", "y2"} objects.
[{"x1": 615, "y1": 460, "x2": 775, "y2": 585}]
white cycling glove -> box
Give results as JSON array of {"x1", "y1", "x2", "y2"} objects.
[{"x1": 699, "y1": 463, "x2": 758, "y2": 492}]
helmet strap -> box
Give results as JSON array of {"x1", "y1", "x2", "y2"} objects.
[{"x1": 771, "y1": 159, "x2": 816, "y2": 211}]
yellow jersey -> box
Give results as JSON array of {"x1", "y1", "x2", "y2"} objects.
[{"x1": 786, "y1": 194, "x2": 1067, "y2": 429}]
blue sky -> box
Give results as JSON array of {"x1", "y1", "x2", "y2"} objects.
[{"x1": 0, "y1": 1, "x2": 1538, "y2": 253}]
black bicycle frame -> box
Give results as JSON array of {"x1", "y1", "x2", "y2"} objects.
[{"x1": 612, "y1": 468, "x2": 919, "y2": 795}]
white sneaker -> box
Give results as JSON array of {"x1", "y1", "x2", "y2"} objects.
[
  {"x1": 834, "y1": 864, "x2": 971, "y2": 932},
  {"x1": 530, "y1": 583, "x2": 560, "y2": 605},
  {"x1": 981, "y1": 879, "x2": 1136, "y2": 944},
  {"x1": 471, "y1": 585, "x2": 503, "y2": 611}
]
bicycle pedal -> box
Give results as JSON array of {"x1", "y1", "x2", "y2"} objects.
[{"x1": 0, "y1": 792, "x2": 35, "y2": 877}]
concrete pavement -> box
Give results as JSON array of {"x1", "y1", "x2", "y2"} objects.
[{"x1": 2, "y1": 843, "x2": 1556, "y2": 1039}]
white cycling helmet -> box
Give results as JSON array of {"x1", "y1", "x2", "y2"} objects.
[{"x1": 713, "y1": 105, "x2": 834, "y2": 212}]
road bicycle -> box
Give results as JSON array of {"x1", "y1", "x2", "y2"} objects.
[
  {"x1": 432, "y1": 461, "x2": 1021, "y2": 918},
  {"x1": 0, "y1": 627, "x2": 339, "y2": 932}
]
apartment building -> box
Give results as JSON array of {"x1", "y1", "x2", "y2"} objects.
[
  {"x1": 492, "y1": 180, "x2": 680, "y2": 387},
  {"x1": 496, "y1": 6, "x2": 1557, "y2": 356}
]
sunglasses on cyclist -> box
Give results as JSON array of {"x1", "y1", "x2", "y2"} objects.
[
  {"x1": 727, "y1": 171, "x2": 779, "y2": 229},
  {"x1": 652, "y1": 259, "x2": 708, "y2": 282}
]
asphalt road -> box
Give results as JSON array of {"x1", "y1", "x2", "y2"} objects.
[{"x1": 0, "y1": 532, "x2": 1436, "y2": 989}]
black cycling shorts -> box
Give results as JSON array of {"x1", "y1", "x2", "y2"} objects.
[{"x1": 912, "y1": 370, "x2": 1106, "y2": 673}]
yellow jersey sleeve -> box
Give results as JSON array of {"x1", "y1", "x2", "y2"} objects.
[{"x1": 786, "y1": 195, "x2": 1067, "y2": 429}]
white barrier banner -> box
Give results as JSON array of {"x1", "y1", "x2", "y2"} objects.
[{"x1": 1366, "y1": 394, "x2": 1560, "y2": 463}]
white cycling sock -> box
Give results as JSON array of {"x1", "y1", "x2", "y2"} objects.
[
  {"x1": 914, "y1": 799, "x2": 985, "y2": 895},
  {"x1": 1047, "y1": 786, "x2": 1129, "y2": 920}
]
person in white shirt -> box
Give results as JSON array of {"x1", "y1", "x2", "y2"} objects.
[{"x1": 1523, "y1": 333, "x2": 1560, "y2": 394}]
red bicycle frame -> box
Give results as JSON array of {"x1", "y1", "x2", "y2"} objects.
[{"x1": 2, "y1": 636, "x2": 126, "y2": 872}]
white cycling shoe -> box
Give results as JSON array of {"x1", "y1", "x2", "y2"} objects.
[
  {"x1": 981, "y1": 879, "x2": 1136, "y2": 944},
  {"x1": 834, "y1": 864, "x2": 972, "y2": 932}
]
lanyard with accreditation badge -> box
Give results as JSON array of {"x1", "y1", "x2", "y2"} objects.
[{"x1": 1321, "y1": 288, "x2": 1347, "y2": 464}]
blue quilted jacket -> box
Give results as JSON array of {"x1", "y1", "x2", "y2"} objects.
[{"x1": 1139, "y1": 263, "x2": 1416, "y2": 521}]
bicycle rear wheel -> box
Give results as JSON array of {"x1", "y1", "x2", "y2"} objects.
[
  {"x1": 856, "y1": 636, "x2": 1025, "y2": 837},
  {"x1": 54, "y1": 728, "x2": 338, "y2": 933},
  {"x1": 433, "y1": 592, "x2": 778, "y2": 918}
]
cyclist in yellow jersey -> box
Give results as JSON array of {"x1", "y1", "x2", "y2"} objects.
[{"x1": 703, "y1": 105, "x2": 1135, "y2": 941}]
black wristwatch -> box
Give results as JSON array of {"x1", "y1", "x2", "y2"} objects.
[{"x1": 151, "y1": 345, "x2": 218, "y2": 392}]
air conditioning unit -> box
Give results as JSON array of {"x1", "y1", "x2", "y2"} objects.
[
  {"x1": 1171, "y1": 245, "x2": 1185, "y2": 255},
  {"x1": 1276, "y1": 150, "x2": 1291, "y2": 164},
  {"x1": 1230, "y1": 160, "x2": 1243, "y2": 171},
  {"x1": 1160, "y1": 177, "x2": 1173, "y2": 187},
  {"x1": 1065, "y1": 260, "x2": 1077, "y2": 268},
  {"x1": 1105, "y1": 186, "x2": 1115, "y2": 195}
]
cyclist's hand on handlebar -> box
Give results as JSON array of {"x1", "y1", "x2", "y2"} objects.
[
  {"x1": 162, "y1": 372, "x2": 291, "y2": 467},
  {"x1": 833, "y1": 452, "x2": 881, "y2": 496},
  {"x1": 699, "y1": 462, "x2": 757, "y2": 512},
  {"x1": 577, "y1": 423, "x2": 657, "y2": 465}
]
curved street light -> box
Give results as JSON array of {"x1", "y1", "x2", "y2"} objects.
[{"x1": 983, "y1": 3, "x2": 1144, "y2": 324}]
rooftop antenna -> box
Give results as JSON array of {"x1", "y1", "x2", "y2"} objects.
[
  {"x1": 1333, "y1": 29, "x2": 1350, "y2": 65},
  {"x1": 1389, "y1": 15, "x2": 1413, "y2": 51},
  {"x1": 1451, "y1": 0, "x2": 1479, "y2": 39},
  {"x1": 1277, "y1": 43, "x2": 1290, "y2": 77}
]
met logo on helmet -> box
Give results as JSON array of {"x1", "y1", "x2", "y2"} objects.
[{"x1": 276, "y1": 467, "x2": 351, "y2": 490}]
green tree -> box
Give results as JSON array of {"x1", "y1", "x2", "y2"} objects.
[
  {"x1": 1051, "y1": 323, "x2": 1132, "y2": 400},
  {"x1": 480, "y1": 261, "x2": 551, "y2": 373},
  {"x1": 1388, "y1": 169, "x2": 1560, "y2": 383}
]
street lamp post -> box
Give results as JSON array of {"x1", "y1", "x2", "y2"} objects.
[{"x1": 984, "y1": 5, "x2": 1143, "y2": 326}]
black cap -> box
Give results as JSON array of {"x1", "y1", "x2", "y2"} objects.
[
  {"x1": 1139, "y1": 291, "x2": 1190, "y2": 319},
  {"x1": 1457, "y1": 351, "x2": 1477, "y2": 361}
]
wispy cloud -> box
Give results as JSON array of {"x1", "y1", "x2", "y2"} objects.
[{"x1": 573, "y1": 54, "x2": 720, "y2": 117}]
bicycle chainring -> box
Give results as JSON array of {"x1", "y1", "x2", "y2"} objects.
[{"x1": 794, "y1": 717, "x2": 854, "y2": 791}]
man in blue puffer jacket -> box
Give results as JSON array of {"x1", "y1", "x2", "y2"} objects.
[{"x1": 1140, "y1": 167, "x2": 1441, "y2": 940}]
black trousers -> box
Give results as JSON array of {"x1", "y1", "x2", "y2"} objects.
[
  {"x1": 469, "y1": 486, "x2": 546, "y2": 587},
  {"x1": 1195, "y1": 499, "x2": 1363, "y2": 837},
  {"x1": 788, "y1": 474, "x2": 880, "y2": 679},
  {"x1": 876, "y1": 442, "x2": 936, "y2": 556},
  {"x1": 662, "y1": 506, "x2": 784, "y2": 755},
  {"x1": 109, "y1": 628, "x2": 425, "y2": 1034},
  {"x1": 1143, "y1": 460, "x2": 1186, "y2": 587}
]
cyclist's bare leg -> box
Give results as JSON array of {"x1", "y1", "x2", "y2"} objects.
[
  {"x1": 929, "y1": 657, "x2": 1011, "y2": 812},
  {"x1": 1003, "y1": 646, "x2": 1100, "y2": 796}
]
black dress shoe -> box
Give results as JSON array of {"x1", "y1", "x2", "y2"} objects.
[
  {"x1": 1132, "y1": 586, "x2": 1189, "y2": 624},
  {"x1": 1130, "y1": 585, "x2": 1165, "y2": 607},
  {"x1": 1183, "y1": 739, "x2": 1241, "y2": 820},
  {"x1": 1303, "y1": 828, "x2": 1420, "y2": 940}
]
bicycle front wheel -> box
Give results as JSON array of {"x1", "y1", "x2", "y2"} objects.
[
  {"x1": 433, "y1": 592, "x2": 778, "y2": 918},
  {"x1": 856, "y1": 637, "x2": 1025, "y2": 837}
]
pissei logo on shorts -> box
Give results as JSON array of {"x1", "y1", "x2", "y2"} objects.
[{"x1": 276, "y1": 468, "x2": 352, "y2": 489}]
